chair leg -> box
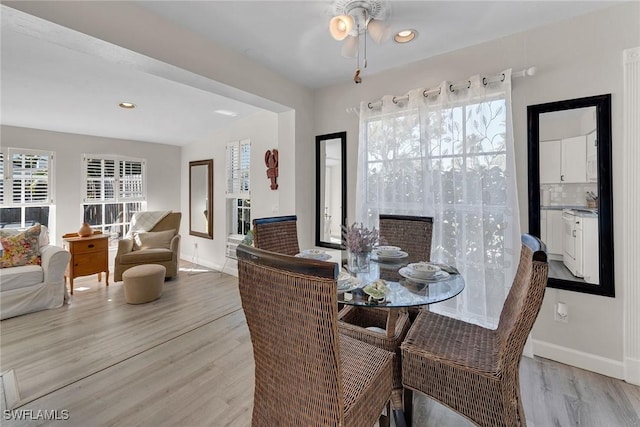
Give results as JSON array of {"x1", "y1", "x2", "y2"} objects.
[
  {"x1": 379, "y1": 401, "x2": 391, "y2": 427},
  {"x1": 403, "y1": 388, "x2": 413, "y2": 426}
]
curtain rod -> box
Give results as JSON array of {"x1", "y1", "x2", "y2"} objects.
[{"x1": 346, "y1": 66, "x2": 537, "y2": 114}]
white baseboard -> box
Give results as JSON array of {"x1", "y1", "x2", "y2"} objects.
[
  {"x1": 532, "y1": 339, "x2": 624, "y2": 379},
  {"x1": 624, "y1": 356, "x2": 640, "y2": 386},
  {"x1": 180, "y1": 255, "x2": 237, "y2": 276}
]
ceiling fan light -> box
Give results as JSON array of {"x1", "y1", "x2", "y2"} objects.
[
  {"x1": 367, "y1": 18, "x2": 391, "y2": 44},
  {"x1": 341, "y1": 35, "x2": 358, "y2": 58},
  {"x1": 329, "y1": 15, "x2": 354, "y2": 41}
]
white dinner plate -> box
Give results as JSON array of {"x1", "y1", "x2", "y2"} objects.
[
  {"x1": 373, "y1": 245, "x2": 401, "y2": 252},
  {"x1": 337, "y1": 271, "x2": 362, "y2": 293},
  {"x1": 398, "y1": 267, "x2": 450, "y2": 283},
  {"x1": 372, "y1": 250, "x2": 408, "y2": 263},
  {"x1": 295, "y1": 252, "x2": 332, "y2": 261}
]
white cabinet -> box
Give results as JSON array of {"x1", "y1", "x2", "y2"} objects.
[
  {"x1": 540, "y1": 209, "x2": 563, "y2": 257},
  {"x1": 561, "y1": 135, "x2": 587, "y2": 183},
  {"x1": 540, "y1": 140, "x2": 561, "y2": 184},
  {"x1": 586, "y1": 130, "x2": 597, "y2": 182},
  {"x1": 581, "y1": 216, "x2": 599, "y2": 284},
  {"x1": 539, "y1": 136, "x2": 587, "y2": 184}
]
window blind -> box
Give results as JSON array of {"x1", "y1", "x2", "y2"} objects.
[
  {"x1": 9, "y1": 150, "x2": 52, "y2": 204},
  {"x1": 226, "y1": 139, "x2": 251, "y2": 198},
  {"x1": 83, "y1": 155, "x2": 145, "y2": 202}
]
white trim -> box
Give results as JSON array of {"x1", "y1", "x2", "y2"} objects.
[
  {"x1": 532, "y1": 339, "x2": 624, "y2": 380},
  {"x1": 624, "y1": 357, "x2": 640, "y2": 386},
  {"x1": 623, "y1": 46, "x2": 640, "y2": 386}
]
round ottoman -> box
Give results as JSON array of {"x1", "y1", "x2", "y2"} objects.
[{"x1": 123, "y1": 264, "x2": 166, "y2": 304}]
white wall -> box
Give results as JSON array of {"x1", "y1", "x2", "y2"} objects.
[
  {"x1": 180, "y1": 110, "x2": 283, "y2": 271},
  {"x1": 6, "y1": 0, "x2": 316, "y2": 249},
  {"x1": 312, "y1": 2, "x2": 639, "y2": 375},
  {"x1": 0, "y1": 125, "x2": 181, "y2": 247}
]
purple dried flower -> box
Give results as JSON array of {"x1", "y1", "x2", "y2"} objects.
[{"x1": 341, "y1": 222, "x2": 380, "y2": 253}]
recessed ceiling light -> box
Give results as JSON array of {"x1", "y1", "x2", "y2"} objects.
[
  {"x1": 214, "y1": 109, "x2": 238, "y2": 117},
  {"x1": 118, "y1": 102, "x2": 136, "y2": 109},
  {"x1": 394, "y1": 29, "x2": 418, "y2": 44}
]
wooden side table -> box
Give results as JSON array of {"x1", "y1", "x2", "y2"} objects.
[{"x1": 62, "y1": 232, "x2": 109, "y2": 295}]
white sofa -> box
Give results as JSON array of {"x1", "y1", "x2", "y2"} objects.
[{"x1": 0, "y1": 226, "x2": 71, "y2": 320}]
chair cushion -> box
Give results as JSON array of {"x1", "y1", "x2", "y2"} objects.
[
  {"x1": 119, "y1": 248, "x2": 173, "y2": 264},
  {"x1": 133, "y1": 229, "x2": 175, "y2": 250},
  {"x1": 0, "y1": 265, "x2": 43, "y2": 291},
  {"x1": 340, "y1": 334, "x2": 395, "y2": 427},
  {"x1": 0, "y1": 224, "x2": 41, "y2": 268},
  {"x1": 402, "y1": 310, "x2": 498, "y2": 374}
]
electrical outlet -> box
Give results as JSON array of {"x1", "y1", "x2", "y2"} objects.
[{"x1": 554, "y1": 302, "x2": 568, "y2": 323}]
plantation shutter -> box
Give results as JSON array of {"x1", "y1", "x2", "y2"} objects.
[
  {"x1": 119, "y1": 159, "x2": 145, "y2": 201},
  {"x1": 83, "y1": 156, "x2": 145, "y2": 202},
  {"x1": 10, "y1": 150, "x2": 51, "y2": 204},
  {"x1": 226, "y1": 139, "x2": 251, "y2": 197},
  {"x1": 84, "y1": 157, "x2": 116, "y2": 202}
]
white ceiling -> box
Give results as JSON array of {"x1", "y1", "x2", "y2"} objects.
[{"x1": 0, "y1": 1, "x2": 621, "y2": 146}]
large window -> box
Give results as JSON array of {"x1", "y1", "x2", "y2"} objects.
[
  {"x1": 82, "y1": 155, "x2": 146, "y2": 244},
  {"x1": 358, "y1": 77, "x2": 518, "y2": 327},
  {"x1": 0, "y1": 148, "x2": 53, "y2": 229},
  {"x1": 226, "y1": 139, "x2": 251, "y2": 236}
]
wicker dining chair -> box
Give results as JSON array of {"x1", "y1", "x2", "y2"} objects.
[
  {"x1": 378, "y1": 214, "x2": 433, "y2": 264},
  {"x1": 252, "y1": 215, "x2": 300, "y2": 256},
  {"x1": 338, "y1": 215, "x2": 434, "y2": 406},
  {"x1": 401, "y1": 234, "x2": 549, "y2": 427},
  {"x1": 236, "y1": 244, "x2": 395, "y2": 427}
]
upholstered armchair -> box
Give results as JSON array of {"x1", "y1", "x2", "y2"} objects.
[{"x1": 114, "y1": 212, "x2": 181, "y2": 281}]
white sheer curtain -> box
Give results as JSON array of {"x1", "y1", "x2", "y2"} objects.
[{"x1": 355, "y1": 70, "x2": 520, "y2": 327}]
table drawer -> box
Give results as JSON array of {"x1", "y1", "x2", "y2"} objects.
[
  {"x1": 72, "y1": 252, "x2": 107, "y2": 276},
  {"x1": 70, "y1": 237, "x2": 108, "y2": 254}
]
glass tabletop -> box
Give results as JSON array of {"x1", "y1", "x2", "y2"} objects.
[{"x1": 331, "y1": 251, "x2": 465, "y2": 308}]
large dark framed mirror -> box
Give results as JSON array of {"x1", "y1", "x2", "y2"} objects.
[
  {"x1": 315, "y1": 131, "x2": 347, "y2": 250},
  {"x1": 527, "y1": 94, "x2": 613, "y2": 296},
  {"x1": 189, "y1": 159, "x2": 213, "y2": 239}
]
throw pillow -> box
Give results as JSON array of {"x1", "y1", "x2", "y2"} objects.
[
  {"x1": 134, "y1": 229, "x2": 176, "y2": 250},
  {"x1": 0, "y1": 223, "x2": 49, "y2": 248},
  {"x1": 0, "y1": 224, "x2": 42, "y2": 268}
]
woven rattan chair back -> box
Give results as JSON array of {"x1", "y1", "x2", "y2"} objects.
[
  {"x1": 378, "y1": 215, "x2": 433, "y2": 264},
  {"x1": 252, "y1": 215, "x2": 300, "y2": 256},
  {"x1": 237, "y1": 245, "x2": 396, "y2": 427},
  {"x1": 401, "y1": 234, "x2": 548, "y2": 427},
  {"x1": 497, "y1": 234, "x2": 549, "y2": 372}
]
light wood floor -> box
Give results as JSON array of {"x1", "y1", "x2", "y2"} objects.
[{"x1": 1, "y1": 263, "x2": 638, "y2": 426}]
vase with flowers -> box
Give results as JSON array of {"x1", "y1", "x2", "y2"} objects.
[{"x1": 342, "y1": 222, "x2": 380, "y2": 273}]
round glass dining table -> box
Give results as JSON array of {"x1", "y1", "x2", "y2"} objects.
[{"x1": 326, "y1": 251, "x2": 465, "y2": 308}]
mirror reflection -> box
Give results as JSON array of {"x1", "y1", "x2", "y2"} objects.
[
  {"x1": 189, "y1": 159, "x2": 213, "y2": 239},
  {"x1": 316, "y1": 132, "x2": 346, "y2": 249},
  {"x1": 539, "y1": 107, "x2": 598, "y2": 284},
  {"x1": 528, "y1": 94, "x2": 614, "y2": 297}
]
